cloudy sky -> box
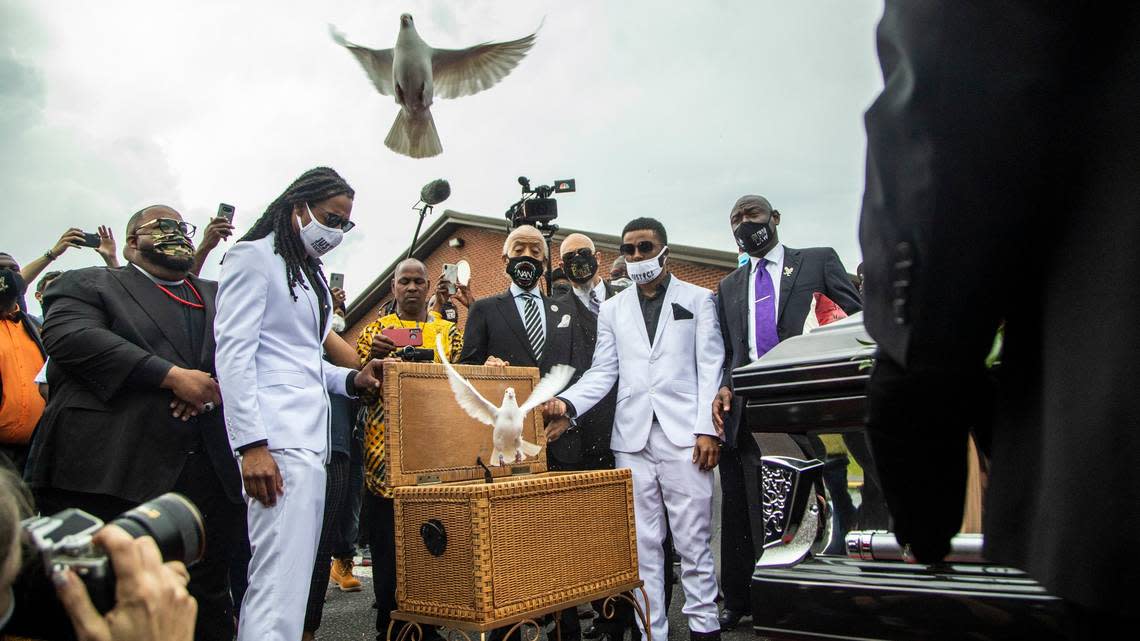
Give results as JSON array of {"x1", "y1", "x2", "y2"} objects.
[{"x1": 1, "y1": 0, "x2": 885, "y2": 296}]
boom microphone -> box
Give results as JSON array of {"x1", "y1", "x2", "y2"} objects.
[{"x1": 420, "y1": 179, "x2": 451, "y2": 206}]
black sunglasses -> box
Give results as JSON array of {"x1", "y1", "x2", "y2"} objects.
[
  {"x1": 619, "y1": 241, "x2": 657, "y2": 256},
  {"x1": 561, "y1": 247, "x2": 593, "y2": 262},
  {"x1": 313, "y1": 207, "x2": 356, "y2": 233}
]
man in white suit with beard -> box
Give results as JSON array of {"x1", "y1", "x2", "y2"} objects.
[{"x1": 546, "y1": 217, "x2": 724, "y2": 641}]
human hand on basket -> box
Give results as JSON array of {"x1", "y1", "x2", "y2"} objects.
[
  {"x1": 354, "y1": 359, "x2": 385, "y2": 392},
  {"x1": 544, "y1": 416, "x2": 571, "y2": 442},
  {"x1": 483, "y1": 356, "x2": 509, "y2": 367}
]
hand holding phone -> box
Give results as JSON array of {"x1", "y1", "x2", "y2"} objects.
[
  {"x1": 217, "y1": 203, "x2": 236, "y2": 223},
  {"x1": 329, "y1": 272, "x2": 345, "y2": 291}
]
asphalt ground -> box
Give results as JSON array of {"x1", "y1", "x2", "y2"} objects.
[{"x1": 314, "y1": 470, "x2": 758, "y2": 641}]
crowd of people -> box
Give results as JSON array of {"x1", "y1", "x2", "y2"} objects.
[
  {"x1": 0, "y1": 158, "x2": 867, "y2": 641},
  {"x1": 4, "y1": 3, "x2": 1138, "y2": 640}
]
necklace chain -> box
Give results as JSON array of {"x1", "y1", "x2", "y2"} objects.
[{"x1": 155, "y1": 281, "x2": 204, "y2": 309}]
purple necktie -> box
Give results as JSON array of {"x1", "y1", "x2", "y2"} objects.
[{"x1": 754, "y1": 260, "x2": 779, "y2": 357}]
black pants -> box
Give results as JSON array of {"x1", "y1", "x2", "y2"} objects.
[
  {"x1": 718, "y1": 435, "x2": 762, "y2": 613},
  {"x1": 304, "y1": 451, "x2": 351, "y2": 633},
  {"x1": 364, "y1": 491, "x2": 399, "y2": 640},
  {"x1": 35, "y1": 451, "x2": 244, "y2": 641}
]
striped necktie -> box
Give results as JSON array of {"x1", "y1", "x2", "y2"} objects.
[
  {"x1": 589, "y1": 288, "x2": 601, "y2": 315},
  {"x1": 522, "y1": 293, "x2": 545, "y2": 360}
]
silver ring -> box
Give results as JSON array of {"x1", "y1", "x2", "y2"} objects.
[{"x1": 202, "y1": 401, "x2": 216, "y2": 412}]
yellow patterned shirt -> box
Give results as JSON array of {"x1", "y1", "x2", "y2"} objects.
[{"x1": 357, "y1": 311, "x2": 462, "y2": 497}]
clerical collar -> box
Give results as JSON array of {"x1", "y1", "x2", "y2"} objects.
[{"x1": 131, "y1": 262, "x2": 186, "y2": 286}]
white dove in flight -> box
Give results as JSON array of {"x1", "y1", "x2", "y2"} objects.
[
  {"x1": 435, "y1": 336, "x2": 573, "y2": 466},
  {"x1": 330, "y1": 14, "x2": 539, "y2": 159}
]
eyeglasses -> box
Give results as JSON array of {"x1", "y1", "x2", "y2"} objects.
[
  {"x1": 561, "y1": 248, "x2": 593, "y2": 263},
  {"x1": 313, "y1": 207, "x2": 356, "y2": 233},
  {"x1": 619, "y1": 241, "x2": 657, "y2": 256},
  {"x1": 136, "y1": 219, "x2": 197, "y2": 238}
]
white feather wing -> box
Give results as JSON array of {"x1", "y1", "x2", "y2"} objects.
[
  {"x1": 519, "y1": 364, "x2": 575, "y2": 414},
  {"x1": 435, "y1": 335, "x2": 498, "y2": 426}
]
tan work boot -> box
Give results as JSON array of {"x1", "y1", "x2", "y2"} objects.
[{"x1": 330, "y1": 557, "x2": 363, "y2": 592}]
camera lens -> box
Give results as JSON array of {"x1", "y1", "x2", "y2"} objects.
[{"x1": 109, "y1": 493, "x2": 205, "y2": 566}]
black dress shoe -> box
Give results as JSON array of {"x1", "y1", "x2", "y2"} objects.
[
  {"x1": 718, "y1": 608, "x2": 746, "y2": 630},
  {"x1": 690, "y1": 631, "x2": 721, "y2": 641}
]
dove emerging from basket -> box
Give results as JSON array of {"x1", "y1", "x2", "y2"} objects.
[{"x1": 435, "y1": 336, "x2": 573, "y2": 466}]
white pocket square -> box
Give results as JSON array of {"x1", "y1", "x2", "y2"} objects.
[{"x1": 557, "y1": 314, "x2": 571, "y2": 328}]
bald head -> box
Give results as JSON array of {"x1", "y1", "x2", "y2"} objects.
[
  {"x1": 393, "y1": 258, "x2": 427, "y2": 279},
  {"x1": 731, "y1": 195, "x2": 774, "y2": 217},
  {"x1": 502, "y1": 225, "x2": 546, "y2": 260},
  {"x1": 126, "y1": 204, "x2": 181, "y2": 238},
  {"x1": 559, "y1": 233, "x2": 595, "y2": 257}
]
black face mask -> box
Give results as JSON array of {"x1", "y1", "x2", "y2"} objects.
[
  {"x1": 506, "y1": 255, "x2": 543, "y2": 290},
  {"x1": 566, "y1": 253, "x2": 598, "y2": 284},
  {"x1": 734, "y1": 218, "x2": 777, "y2": 256}
]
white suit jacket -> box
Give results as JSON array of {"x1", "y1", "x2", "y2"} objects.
[
  {"x1": 560, "y1": 275, "x2": 724, "y2": 453},
  {"x1": 214, "y1": 233, "x2": 354, "y2": 457}
]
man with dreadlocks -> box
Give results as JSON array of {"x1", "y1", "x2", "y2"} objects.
[{"x1": 214, "y1": 167, "x2": 385, "y2": 641}]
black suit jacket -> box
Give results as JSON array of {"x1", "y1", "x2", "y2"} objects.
[
  {"x1": 459, "y1": 289, "x2": 581, "y2": 464},
  {"x1": 858, "y1": 1, "x2": 1140, "y2": 614},
  {"x1": 717, "y1": 246, "x2": 862, "y2": 446},
  {"x1": 563, "y1": 282, "x2": 619, "y2": 468},
  {"x1": 25, "y1": 266, "x2": 242, "y2": 504}
]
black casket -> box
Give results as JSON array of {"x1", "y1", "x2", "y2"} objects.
[{"x1": 732, "y1": 313, "x2": 1066, "y2": 640}]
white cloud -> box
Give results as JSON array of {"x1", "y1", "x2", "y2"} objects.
[{"x1": 1, "y1": 0, "x2": 884, "y2": 287}]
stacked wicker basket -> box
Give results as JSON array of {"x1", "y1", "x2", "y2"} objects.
[{"x1": 383, "y1": 362, "x2": 640, "y2": 627}]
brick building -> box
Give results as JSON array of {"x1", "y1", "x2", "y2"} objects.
[{"x1": 343, "y1": 211, "x2": 738, "y2": 343}]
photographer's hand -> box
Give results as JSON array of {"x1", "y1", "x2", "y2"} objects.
[
  {"x1": 371, "y1": 333, "x2": 397, "y2": 359},
  {"x1": 54, "y1": 525, "x2": 197, "y2": 641},
  {"x1": 95, "y1": 226, "x2": 120, "y2": 268},
  {"x1": 454, "y1": 283, "x2": 473, "y2": 308},
  {"x1": 331, "y1": 287, "x2": 347, "y2": 315},
  {"x1": 433, "y1": 281, "x2": 451, "y2": 315}
]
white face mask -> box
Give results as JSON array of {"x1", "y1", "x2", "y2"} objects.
[
  {"x1": 297, "y1": 203, "x2": 344, "y2": 258},
  {"x1": 331, "y1": 313, "x2": 346, "y2": 333},
  {"x1": 625, "y1": 246, "x2": 668, "y2": 284}
]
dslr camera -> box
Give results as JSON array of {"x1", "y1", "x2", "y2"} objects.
[
  {"x1": 505, "y1": 176, "x2": 576, "y2": 230},
  {"x1": 21, "y1": 493, "x2": 205, "y2": 613}
]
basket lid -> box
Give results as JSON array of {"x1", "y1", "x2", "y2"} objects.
[{"x1": 382, "y1": 361, "x2": 548, "y2": 486}]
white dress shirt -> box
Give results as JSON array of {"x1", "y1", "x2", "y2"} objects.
[
  {"x1": 509, "y1": 282, "x2": 547, "y2": 338},
  {"x1": 572, "y1": 278, "x2": 608, "y2": 313},
  {"x1": 747, "y1": 242, "x2": 785, "y2": 361}
]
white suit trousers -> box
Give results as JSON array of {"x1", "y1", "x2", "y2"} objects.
[
  {"x1": 615, "y1": 423, "x2": 719, "y2": 641},
  {"x1": 237, "y1": 448, "x2": 326, "y2": 641}
]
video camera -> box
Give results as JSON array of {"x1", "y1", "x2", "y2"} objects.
[
  {"x1": 505, "y1": 176, "x2": 576, "y2": 230},
  {"x1": 20, "y1": 493, "x2": 205, "y2": 614}
]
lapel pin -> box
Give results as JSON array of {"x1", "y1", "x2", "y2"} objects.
[
  {"x1": 550, "y1": 304, "x2": 558, "y2": 312},
  {"x1": 784, "y1": 266, "x2": 794, "y2": 277}
]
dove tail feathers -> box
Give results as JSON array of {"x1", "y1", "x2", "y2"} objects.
[
  {"x1": 518, "y1": 439, "x2": 542, "y2": 458},
  {"x1": 385, "y1": 108, "x2": 442, "y2": 159}
]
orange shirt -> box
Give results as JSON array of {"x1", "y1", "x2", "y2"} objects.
[{"x1": 0, "y1": 318, "x2": 46, "y2": 444}]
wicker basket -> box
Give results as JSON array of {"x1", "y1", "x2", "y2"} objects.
[{"x1": 383, "y1": 362, "x2": 640, "y2": 625}]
